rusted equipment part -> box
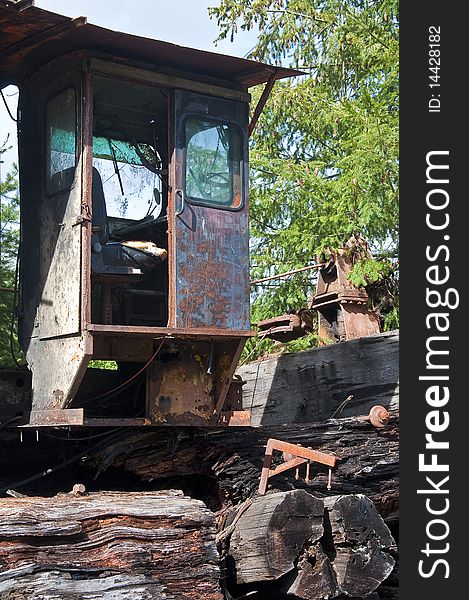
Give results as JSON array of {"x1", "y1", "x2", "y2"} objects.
[
  {"x1": 361, "y1": 405, "x2": 390, "y2": 428},
  {"x1": 218, "y1": 410, "x2": 252, "y2": 427},
  {"x1": 311, "y1": 242, "x2": 380, "y2": 343},
  {"x1": 248, "y1": 71, "x2": 277, "y2": 137},
  {"x1": 330, "y1": 404, "x2": 389, "y2": 429},
  {"x1": 1, "y1": 2, "x2": 301, "y2": 429},
  {"x1": 257, "y1": 309, "x2": 313, "y2": 343},
  {"x1": 258, "y1": 438, "x2": 339, "y2": 495},
  {"x1": 25, "y1": 409, "x2": 85, "y2": 427}
]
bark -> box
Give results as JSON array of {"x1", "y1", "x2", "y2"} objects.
[
  {"x1": 90, "y1": 416, "x2": 399, "y2": 519},
  {"x1": 0, "y1": 490, "x2": 222, "y2": 600}
]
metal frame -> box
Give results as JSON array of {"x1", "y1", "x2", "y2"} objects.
[{"x1": 258, "y1": 438, "x2": 340, "y2": 495}]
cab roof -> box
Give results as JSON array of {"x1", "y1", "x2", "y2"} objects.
[{"x1": 0, "y1": 0, "x2": 303, "y2": 90}]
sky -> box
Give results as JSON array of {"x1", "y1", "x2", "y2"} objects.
[{"x1": 0, "y1": 0, "x2": 258, "y2": 176}]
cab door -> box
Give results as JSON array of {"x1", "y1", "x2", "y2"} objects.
[
  {"x1": 170, "y1": 90, "x2": 250, "y2": 331},
  {"x1": 28, "y1": 58, "x2": 87, "y2": 341}
]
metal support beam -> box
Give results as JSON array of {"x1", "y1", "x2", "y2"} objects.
[{"x1": 248, "y1": 71, "x2": 278, "y2": 137}]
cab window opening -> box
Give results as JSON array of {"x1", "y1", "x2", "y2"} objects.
[{"x1": 90, "y1": 76, "x2": 169, "y2": 328}]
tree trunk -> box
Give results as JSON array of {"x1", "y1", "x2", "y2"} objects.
[
  {"x1": 221, "y1": 490, "x2": 396, "y2": 600},
  {"x1": 90, "y1": 416, "x2": 399, "y2": 519},
  {"x1": 227, "y1": 490, "x2": 324, "y2": 584},
  {"x1": 0, "y1": 490, "x2": 222, "y2": 600}
]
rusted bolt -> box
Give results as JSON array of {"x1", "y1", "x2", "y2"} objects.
[{"x1": 366, "y1": 405, "x2": 389, "y2": 428}]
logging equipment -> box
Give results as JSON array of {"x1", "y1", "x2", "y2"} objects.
[{"x1": 0, "y1": 0, "x2": 301, "y2": 428}]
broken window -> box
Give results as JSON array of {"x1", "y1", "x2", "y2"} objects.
[{"x1": 46, "y1": 88, "x2": 76, "y2": 195}]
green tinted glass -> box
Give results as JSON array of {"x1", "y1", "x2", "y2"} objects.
[{"x1": 185, "y1": 117, "x2": 243, "y2": 209}]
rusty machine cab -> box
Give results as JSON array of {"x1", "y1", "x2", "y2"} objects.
[{"x1": 0, "y1": 1, "x2": 299, "y2": 427}]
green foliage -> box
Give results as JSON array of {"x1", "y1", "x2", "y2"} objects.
[
  {"x1": 0, "y1": 158, "x2": 23, "y2": 367},
  {"x1": 88, "y1": 360, "x2": 118, "y2": 370},
  {"x1": 347, "y1": 256, "x2": 393, "y2": 288},
  {"x1": 210, "y1": 0, "x2": 399, "y2": 359}
]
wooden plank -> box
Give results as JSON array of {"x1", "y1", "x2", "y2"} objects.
[{"x1": 237, "y1": 331, "x2": 399, "y2": 426}]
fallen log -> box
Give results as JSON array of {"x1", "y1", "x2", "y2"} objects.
[
  {"x1": 0, "y1": 490, "x2": 222, "y2": 600},
  {"x1": 223, "y1": 491, "x2": 396, "y2": 600},
  {"x1": 90, "y1": 415, "x2": 399, "y2": 519}
]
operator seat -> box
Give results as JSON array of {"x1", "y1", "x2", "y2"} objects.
[{"x1": 90, "y1": 167, "x2": 167, "y2": 275}]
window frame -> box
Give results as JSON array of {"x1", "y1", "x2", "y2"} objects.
[
  {"x1": 45, "y1": 86, "x2": 78, "y2": 198},
  {"x1": 182, "y1": 114, "x2": 245, "y2": 211}
]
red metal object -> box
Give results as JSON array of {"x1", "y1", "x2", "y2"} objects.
[
  {"x1": 218, "y1": 410, "x2": 251, "y2": 426},
  {"x1": 311, "y1": 244, "x2": 380, "y2": 343},
  {"x1": 258, "y1": 438, "x2": 339, "y2": 495},
  {"x1": 257, "y1": 310, "x2": 313, "y2": 343}
]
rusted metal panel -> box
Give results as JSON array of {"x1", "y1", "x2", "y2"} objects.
[
  {"x1": 174, "y1": 207, "x2": 250, "y2": 330},
  {"x1": 147, "y1": 342, "x2": 215, "y2": 425},
  {"x1": 26, "y1": 408, "x2": 84, "y2": 426},
  {"x1": 172, "y1": 90, "x2": 250, "y2": 331},
  {"x1": 146, "y1": 339, "x2": 247, "y2": 426}
]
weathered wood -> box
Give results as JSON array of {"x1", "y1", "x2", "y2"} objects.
[
  {"x1": 90, "y1": 416, "x2": 399, "y2": 519},
  {"x1": 223, "y1": 491, "x2": 396, "y2": 600},
  {"x1": 0, "y1": 490, "x2": 222, "y2": 600},
  {"x1": 322, "y1": 495, "x2": 396, "y2": 598},
  {"x1": 237, "y1": 331, "x2": 399, "y2": 425},
  {"x1": 228, "y1": 490, "x2": 324, "y2": 583}
]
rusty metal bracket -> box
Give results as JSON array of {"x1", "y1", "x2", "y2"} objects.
[
  {"x1": 248, "y1": 71, "x2": 277, "y2": 137},
  {"x1": 258, "y1": 438, "x2": 339, "y2": 495},
  {"x1": 23, "y1": 408, "x2": 84, "y2": 427}
]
